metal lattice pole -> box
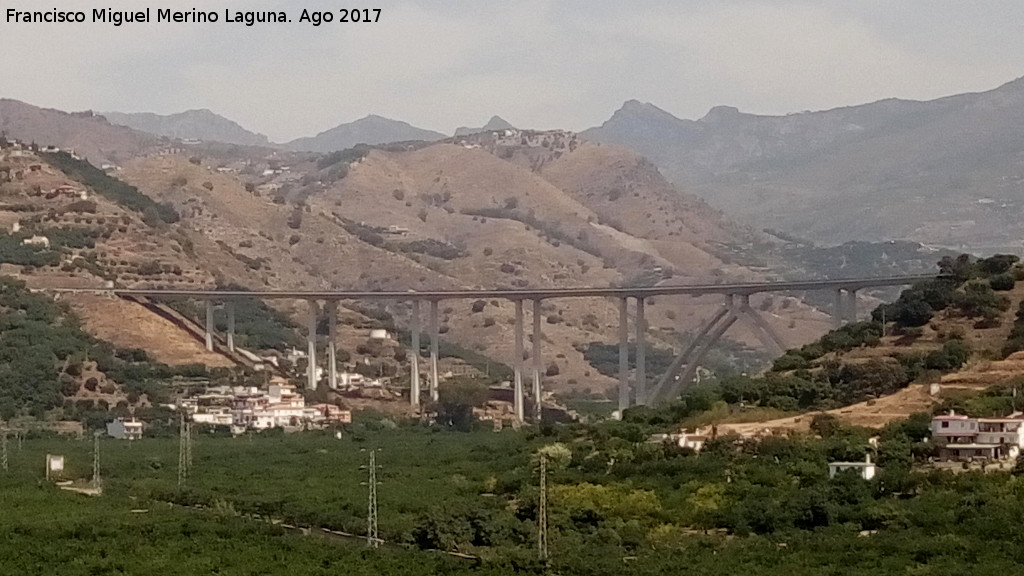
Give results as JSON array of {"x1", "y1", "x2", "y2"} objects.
[
  {"x1": 185, "y1": 421, "x2": 194, "y2": 470},
  {"x1": 92, "y1": 433, "x2": 101, "y2": 490},
  {"x1": 1, "y1": 432, "x2": 7, "y2": 473},
  {"x1": 362, "y1": 449, "x2": 381, "y2": 548},
  {"x1": 178, "y1": 414, "x2": 187, "y2": 488},
  {"x1": 538, "y1": 453, "x2": 548, "y2": 561}
]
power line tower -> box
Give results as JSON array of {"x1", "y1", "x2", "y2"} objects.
[
  {"x1": 92, "y1": 432, "x2": 101, "y2": 491},
  {"x1": 361, "y1": 449, "x2": 381, "y2": 548},
  {"x1": 538, "y1": 453, "x2": 548, "y2": 562},
  {"x1": 185, "y1": 420, "x2": 194, "y2": 470},
  {"x1": 2, "y1": 431, "x2": 8, "y2": 473},
  {"x1": 178, "y1": 414, "x2": 188, "y2": 488}
]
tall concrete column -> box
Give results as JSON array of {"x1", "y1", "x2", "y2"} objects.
[
  {"x1": 226, "y1": 301, "x2": 235, "y2": 352},
  {"x1": 410, "y1": 300, "x2": 421, "y2": 407},
  {"x1": 307, "y1": 300, "x2": 318, "y2": 391},
  {"x1": 204, "y1": 300, "x2": 215, "y2": 352},
  {"x1": 635, "y1": 297, "x2": 647, "y2": 406},
  {"x1": 328, "y1": 302, "x2": 338, "y2": 390},
  {"x1": 513, "y1": 299, "x2": 525, "y2": 422},
  {"x1": 846, "y1": 289, "x2": 859, "y2": 324},
  {"x1": 618, "y1": 298, "x2": 629, "y2": 414},
  {"x1": 429, "y1": 300, "x2": 440, "y2": 403},
  {"x1": 833, "y1": 289, "x2": 845, "y2": 329},
  {"x1": 531, "y1": 299, "x2": 543, "y2": 422}
]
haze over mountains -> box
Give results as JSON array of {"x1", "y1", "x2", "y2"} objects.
[
  {"x1": 103, "y1": 110, "x2": 274, "y2": 148},
  {"x1": 454, "y1": 116, "x2": 515, "y2": 137},
  {"x1": 6, "y1": 73, "x2": 1024, "y2": 254},
  {"x1": 584, "y1": 76, "x2": 1024, "y2": 252}
]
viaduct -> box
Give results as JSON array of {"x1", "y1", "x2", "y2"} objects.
[{"x1": 45, "y1": 274, "x2": 940, "y2": 421}]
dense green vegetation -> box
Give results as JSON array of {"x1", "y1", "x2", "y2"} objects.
[
  {"x1": 873, "y1": 254, "x2": 1018, "y2": 329},
  {"x1": 1003, "y1": 300, "x2": 1024, "y2": 358},
  {"x1": 162, "y1": 284, "x2": 304, "y2": 351},
  {"x1": 4, "y1": 412, "x2": 1024, "y2": 575},
  {"x1": 42, "y1": 151, "x2": 180, "y2": 224},
  {"x1": 0, "y1": 277, "x2": 207, "y2": 420}
]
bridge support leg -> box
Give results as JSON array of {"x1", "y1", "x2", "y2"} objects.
[
  {"x1": 410, "y1": 300, "x2": 421, "y2": 407},
  {"x1": 676, "y1": 312, "x2": 740, "y2": 391},
  {"x1": 846, "y1": 289, "x2": 859, "y2": 324},
  {"x1": 635, "y1": 297, "x2": 647, "y2": 406},
  {"x1": 328, "y1": 302, "x2": 338, "y2": 390},
  {"x1": 226, "y1": 301, "x2": 235, "y2": 352},
  {"x1": 514, "y1": 300, "x2": 525, "y2": 422},
  {"x1": 618, "y1": 298, "x2": 629, "y2": 415},
  {"x1": 532, "y1": 299, "x2": 542, "y2": 422},
  {"x1": 429, "y1": 301, "x2": 440, "y2": 403},
  {"x1": 649, "y1": 296, "x2": 733, "y2": 403},
  {"x1": 307, "y1": 300, "x2": 318, "y2": 391},
  {"x1": 204, "y1": 300, "x2": 214, "y2": 352},
  {"x1": 833, "y1": 289, "x2": 844, "y2": 329},
  {"x1": 735, "y1": 294, "x2": 787, "y2": 355}
]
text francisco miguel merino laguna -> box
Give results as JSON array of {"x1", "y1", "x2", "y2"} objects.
[{"x1": 6, "y1": 7, "x2": 309, "y2": 26}]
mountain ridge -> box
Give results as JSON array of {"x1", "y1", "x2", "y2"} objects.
[
  {"x1": 582, "y1": 75, "x2": 1024, "y2": 250},
  {"x1": 103, "y1": 109, "x2": 274, "y2": 148}
]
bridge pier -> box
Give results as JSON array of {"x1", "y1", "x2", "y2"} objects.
[
  {"x1": 618, "y1": 298, "x2": 629, "y2": 415},
  {"x1": 226, "y1": 301, "x2": 235, "y2": 352},
  {"x1": 532, "y1": 299, "x2": 543, "y2": 422},
  {"x1": 833, "y1": 289, "x2": 859, "y2": 328},
  {"x1": 204, "y1": 300, "x2": 215, "y2": 352},
  {"x1": 328, "y1": 302, "x2": 338, "y2": 390},
  {"x1": 846, "y1": 289, "x2": 859, "y2": 324},
  {"x1": 635, "y1": 297, "x2": 647, "y2": 405},
  {"x1": 735, "y1": 294, "x2": 786, "y2": 355},
  {"x1": 307, "y1": 300, "x2": 318, "y2": 391},
  {"x1": 513, "y1": 300, "x2": 525, "y2": 422},
  {"x1": 429, "y1": 300, "x2": 440, "y2": 403},
  {"x1": 410, "y1": 300, "x2": 421, "y2": 407}
]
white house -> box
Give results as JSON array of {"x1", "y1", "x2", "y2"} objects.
[
  {"x1": 931, "y1": 411, "x2": 1024, "y2": 461},
  {"x1": 648, "y1": 432, "x2": 708, "y2": 452},
  {"x1": 106, "y1": 418, "x2": 143, "y2": 440},
  {"x1": 22, "y1": 235, "x2": 50, "y2": 248},
  {"x1": 829, "y1": 455, "x2": 876, "y2": 480}
]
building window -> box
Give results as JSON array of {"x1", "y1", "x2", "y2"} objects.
[{"x1": 941, "y1": 421, "x2": 949, "y2": 428}]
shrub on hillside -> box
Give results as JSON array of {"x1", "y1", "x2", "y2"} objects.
[
  {"x1": 953, "y1": 282, "x2": 1010, "y2": 319},
  {"x1": 989, "y1": 273, "x2": 1016, "y2": 291}
]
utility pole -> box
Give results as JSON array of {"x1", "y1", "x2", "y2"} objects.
[
  {"x1": 186, "y1": 420, "x2": 194, "y2": 470},
  {"x1": 92, "y1": 432, "x2": 101, "y2": 491},
  {"x1": 361, "y1": 449, "x2": 381, "y2": 548},
  {"x1": 178, "y1": 413, "x2": 188, "y2": 488},
  {"x1": 538, "y1": 453, "x2": 548, "y2": 562}
]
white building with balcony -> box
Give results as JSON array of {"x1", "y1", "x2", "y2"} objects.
[{"x1": 931, "y1": 411, "x2": 1024, "y2": 461}]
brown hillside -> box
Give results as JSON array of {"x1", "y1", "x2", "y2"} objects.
[{"x1": 0, "y1": 100, "x2": 162, "y2": 164}]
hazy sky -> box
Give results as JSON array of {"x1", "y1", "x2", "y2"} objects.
[{"x1": 4, "y1": 0, "x2": 1024, "y2": 142}]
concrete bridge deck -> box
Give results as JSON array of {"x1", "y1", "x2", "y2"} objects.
[{"x1": 39, "y1": 273, "x2": 945, "y2": 420}]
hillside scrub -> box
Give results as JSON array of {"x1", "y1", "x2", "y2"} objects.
[
  {"x1": 0, "y1": 276, "x2": 197, "y2": 419},
  {"x1": 43, "y1": 151, "x2": 180, "y2": 224},
  {"x1": 870, "y1": 254, "x2": 1020, "y2": 329}
]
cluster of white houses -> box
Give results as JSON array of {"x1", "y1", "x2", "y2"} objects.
[
  {"x1": 931, "y1": 411, "x2": 1024, "y2": 461},
  {"x1": 179, "y1": 380, "x2": 351, "y2": 434}
]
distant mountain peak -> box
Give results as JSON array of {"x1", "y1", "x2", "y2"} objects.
[
  {"x1": 698, "y1": 105, "x2": 745, "y2": 124},
  {"x1": 103, "y1": 109, "x2": 272, "y2": 147},
  {"x1": 454, "y1": 115, "x2": 516, "y2": 137},
  {"x1": 287, "y1": 115, "x2": 445, "y2": 153}
]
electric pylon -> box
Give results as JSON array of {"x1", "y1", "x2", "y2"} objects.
[
  {"x1": 1, "y1": 432, "x2": 8, "y2": 472},
  {"x1": 538, "y1": 453, "x2": 548, "y2": 561},
  {"x1": 92, "y1": 432, "x2": 101, "y2": 490},
  {"x1": 178, "y1": 413, "x2": 188, "y2": 488},
  {"x1": 185, "y1": 420, "x2": 194, "y2": 469},
  {"x1": 361, "y1": 449, "x2": 381, "y2": 548}
]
